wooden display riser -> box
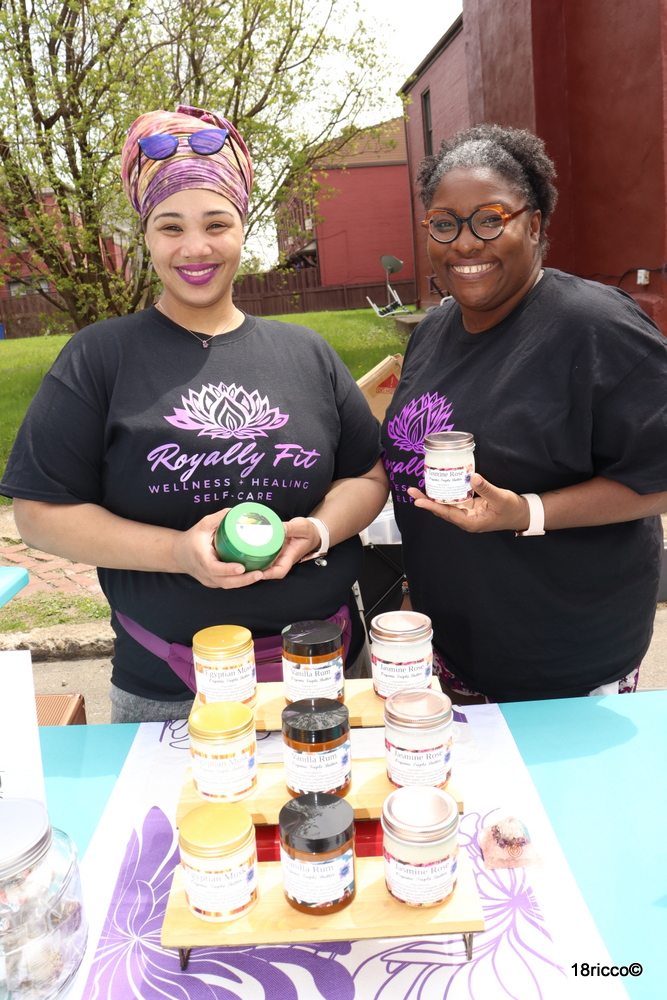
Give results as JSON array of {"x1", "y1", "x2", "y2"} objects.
[
  {"x1": 176, "y1": 761, "x2": 463, "y2": 826},
  {"x1": 194, "y1": 676, "x2": 443, "y2": 731},
  {"x1": 162, "y1": 852, "x2": 484, "y2": 964}
]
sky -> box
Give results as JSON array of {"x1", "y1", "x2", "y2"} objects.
[
  {"x1": 357, "y1": 0, "x2": 463, "y2": 98},
  {"x1": 246, "y1": 0, "x2": 463, "y2": 266}
]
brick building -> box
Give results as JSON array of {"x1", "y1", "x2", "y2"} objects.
[
  {"x1": 278, "y1": 118, "x2": 415, "y2": 293},
  {"x1": 402, "y1": 1, "x2": 667, "y2": 333}
]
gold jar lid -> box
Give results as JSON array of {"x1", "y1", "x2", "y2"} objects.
[
  {"x1": 188, "y1": 701, "x2": 255, "y2": 742},
  {"x1": 384, "y1": 688, "x2": 452, "y2": 730},
  {"x1": 179, "y1": 803, "x2": 255, "y2": 859},
  {"x1": 382, "y1": 786, "x2": 459, "y2": 844},
  {"x1": 192, "y1": 624, "x2": 253, "y2": 657},
  {"x1": 370, "y1": 611, "x2": 432, "y2": 644}
]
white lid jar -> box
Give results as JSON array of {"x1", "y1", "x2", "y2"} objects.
[
  {"x1": 0, "y1": 799, "x2": 87, "y2": 999},
  {"x1": 381, "y1": 786, "x2": 459, "y2": 907},
  {"x1": 423, "y1": 431, "x2": 475, "y2": 505},
  {"x1": 384, "y1": 688, "x2": 453, "y2": 788},
  {"x1": 369, "y1": 611, "x2": 433, "y2": 699}
]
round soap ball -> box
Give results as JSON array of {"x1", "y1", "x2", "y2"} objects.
[{"x1": 215, "y1": 502, "x2": 285, "y2": 571}]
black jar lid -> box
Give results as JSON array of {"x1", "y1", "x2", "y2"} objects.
[
  {"x1": 282, "y1": 698, "x2": 349, "y2": 744},
  {"x1": 279, "y1": 792, "x2": 355, "y2": 853},
  {"x1": 282, "y1": 620, "x2": 343, "y2": 657}
]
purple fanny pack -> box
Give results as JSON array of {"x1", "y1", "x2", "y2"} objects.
[{"x1": 115, "y1": 606, "x2": 352, "y2": 692}]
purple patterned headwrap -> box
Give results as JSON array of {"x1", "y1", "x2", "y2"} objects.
[{"x1": 121, "y1": 105, "x2": 253, "y2": 222}]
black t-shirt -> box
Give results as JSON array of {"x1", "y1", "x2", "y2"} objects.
[
  {"x1": 382, "y1": 269, "x2": 667, "y2": 701},
  {"x1": 1, "y1": 308, "x2": 381, "y2": 699}
]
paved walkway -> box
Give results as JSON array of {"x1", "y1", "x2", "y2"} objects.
[
  {"x1": 0, "y1": 503, "x2": 102, "y2": 597},
  {"x1": 0, "y1": 541, "x2": 103, "y2": 597}
]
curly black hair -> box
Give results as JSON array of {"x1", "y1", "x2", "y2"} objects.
[{"x1": 417, "y1": 124, "x2": 558, "y2": 245}]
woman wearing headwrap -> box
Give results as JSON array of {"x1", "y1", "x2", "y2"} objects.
[{"x1": 2, "y1": 106, "x2": 388, "y2": 722}]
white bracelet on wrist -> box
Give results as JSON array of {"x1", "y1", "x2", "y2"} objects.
[
  {"x1": 515, "y1": 493, "x2": 546, "y2": 536},
  {"x1": 300, "y1": 516, "x2": 330, "y2": 561}
]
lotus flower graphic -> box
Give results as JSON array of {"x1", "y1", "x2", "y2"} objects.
[
  {"x1": 352, "y1": 810, "x2": 564, "y2": 1000},
  {"x1": 83, "y1": 806, "x2": 355, "y2": 1000},
  {"x1": 164, "y1": 382, "x2": 289, "y2": 439},
  {"x1": 386, "y1": 392, "x2": 455, "y2": 453}
]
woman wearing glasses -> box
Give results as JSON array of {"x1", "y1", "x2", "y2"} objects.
[
  {"x1": 2, "y1": 106, "x2": 387, "y2": 721},
  {"x1": 383, "y1": 123, "x2": 667, "y2": 702}
]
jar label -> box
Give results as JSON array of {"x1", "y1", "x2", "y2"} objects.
[
  {"x1": 384, "y1": 847, "x2": 458, "y2": 906},
  {"x1": 371, "y1": 653, "x2": 432, "y2": 698},
  {"x1": 191, "y1": 741, "x2": 257, "y2": 798},
  {"x1": 424, "y1": 463, "x2": 474, "y2": 504},
  {"x1": 182, "y1": 853, "x2": 257, "y2": 919},
  {"x1": 385, "y1": 736, "x2": 452, "y2": 787},
  {"x1": 283, "y1": 739, "x2": 351, "y2": 794},
  {"x1": 195, "y1": 652, "x2": 256, "y2": 704},
  {"x1": 280, "y1": 846, "x2": 355, "y2": 908},
  {"x1": 282, "y1": 655, "x2": 344, "y2": 701},
  {"x1": 237, "y1": 514, "x2": 273, "y2": 547}
]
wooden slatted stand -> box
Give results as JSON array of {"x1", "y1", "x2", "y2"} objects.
[
  {"x1": 194, "y1": 676, "x2": 444, "y2": 731},
  {"x1": 177, "y1": 761, "x2": 463, "y2": 826},
  {"x1": 162, "y1": 852, "x2": 484, "y2": 968}
]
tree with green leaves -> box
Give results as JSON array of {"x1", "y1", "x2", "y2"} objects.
[{"x1": 0, "y1": 0, "x2": 397, "y2": 330}]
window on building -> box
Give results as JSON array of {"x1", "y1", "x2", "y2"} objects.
[
  {"x1": 422, "y1": 90, "x2": 433, "y2": 157},
  {"x1": 7, "y1": 278, "x2": 49, "y2": 297},
  {"x1": 7, "y1": 233, "x2": 27, "y2": 250}
]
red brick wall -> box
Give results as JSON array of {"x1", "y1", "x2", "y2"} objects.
[
  {"x1": 404, "y1": 27, "x2": 470, "y2": 307},
  {"x1": 314, "y1": 164, "x2": 414, "y2": 287},
  {"x1": 404, "y1": 1, "x2": 667, "y2": 332},
  {"x1": 554, "y1": 0, "x2": 665, "y2": 328},
  {"x1": 464, "y1": 0, "x2": 667, "y2": 332},
  {"x1": 464, "y1": 0, "x2": 535, "y2": 131}
]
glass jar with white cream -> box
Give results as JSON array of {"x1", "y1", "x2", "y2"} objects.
[
  {"x1": 423, "y1": 431, "x2": 475, "y2": 505},
  {"x1": 384, "y1": 688, "x2": 453, "y2": 788},
  {"x1": 382, "y1": 786, "x2": 459, "y2": 907},
  {"x1": 370, "y1": 611, "x2": 433, "y2": 699}
]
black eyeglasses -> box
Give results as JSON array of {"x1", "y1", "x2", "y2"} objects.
[
  {"x1": 422, "y1": 204, "x2": 530, "y2": 243},
  {"x1": 137, "y1": 128, "x2": 248, "y2": 194}
]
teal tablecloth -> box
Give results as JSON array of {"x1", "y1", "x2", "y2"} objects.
[{"x1": 502, "y1": 691, "x2": 667, "y2": 1000}]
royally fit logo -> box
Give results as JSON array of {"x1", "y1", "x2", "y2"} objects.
[
  {"x1": 144, "y1": 381, "x2": 320, "y2": 504},
  {"x1": 384, "y1": 391, "x2": 454, "y2": 502}
]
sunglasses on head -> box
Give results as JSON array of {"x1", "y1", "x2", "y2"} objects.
[{"x1": 137, "y1": 128, "x2": 248, "y2": 193}]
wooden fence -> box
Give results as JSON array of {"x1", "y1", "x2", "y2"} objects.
[
  {"x1": 232, "y1": 269, "x2": 417, "y2": 316},
  {"x1": 0, "y1": 294, "x2": 75, "y2": 339},
  {"x1": 0, "y1": 269, "x2": 417, "y2": 337}
]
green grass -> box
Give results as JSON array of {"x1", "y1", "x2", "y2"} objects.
[
  {"x1": 0, "y1": 591, "x2": 110, "y2": 633},
  {"x1": 0, "y1": 307, "x2": 409, "y2": 496},
  {"x1": 0, "y1": 334, "x2": 72, "y2": 505},
  {"x1": 263, "y1": 307, "x2": 408, "y2": 380}
]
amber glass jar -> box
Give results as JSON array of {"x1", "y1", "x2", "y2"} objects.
[
  {"x1": 279, "y1": 792, "x2": 355, "y2": 914},
  {"x1": 282, "y1": 698, "x2": 351, "y2": 797},
  {"x1": 282, "y1": 620, "x2": 345, "y2": 703}
]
